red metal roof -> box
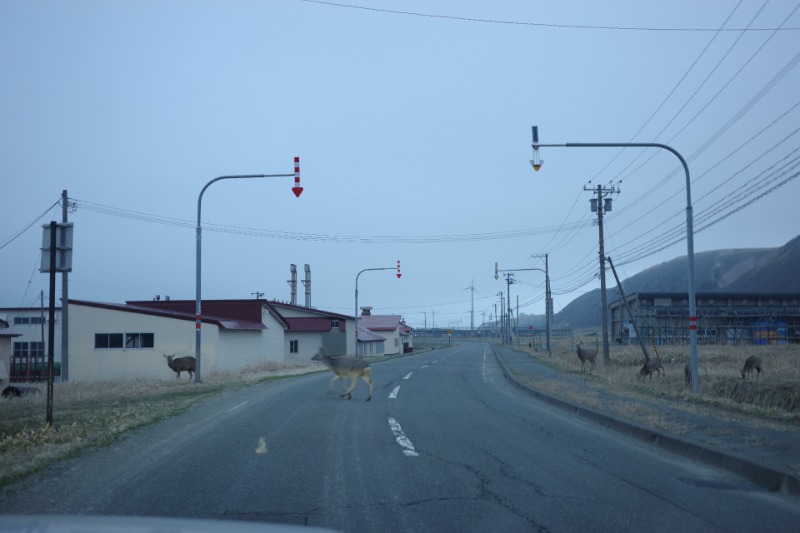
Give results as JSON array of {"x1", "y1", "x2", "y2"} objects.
[
  {"x1": 359, "y1": 315, "x2": 403, "y2": 331},
  {"x1": 71, "y1": 300, "x2": 268, "y2": 330},
  {"x1": 284, "y1": 317, "x2": 343, "y2": 333}
]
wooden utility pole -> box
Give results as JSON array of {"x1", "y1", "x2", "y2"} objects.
[{"x1": 584, "y1": 184, "x2": 619, "y2": 365}]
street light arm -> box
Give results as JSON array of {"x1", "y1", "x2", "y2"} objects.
[
  {"x1": 197, "y1": 173, "x2": 295, "y2": 225},
  {"x1": 194, "y1": 170, "x2": 298, "y2": 384},
  {"x1": 532, "y1": 134, "x2": 698, "y2": 393},
  {"x1": 354, "y1": 266, "x2": 399, "y2": 356}
]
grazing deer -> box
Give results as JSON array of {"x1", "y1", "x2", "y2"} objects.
[
  {"x1": 576, "y1": 338, "x2": 598, "y2": 373},
  {"x1": 312, "y1": 349, "x2": 373, "y2": 401},
  {"x1": 638, "y1": 358, "x2": 665, "y2": 382},
  {"x1": 741, "y1": 355, "x2": 763, "y2": 380}
]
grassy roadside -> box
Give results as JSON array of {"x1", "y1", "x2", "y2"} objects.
[
  {"x1": 525, "y1": 338, "x2": 798, "y2": 417},
  {"x1": 419, "y1": 336, "x2": 800, "y2": 438},
  {"x1": 0, "y1": 361, "x2": 319, "y2": 488}
]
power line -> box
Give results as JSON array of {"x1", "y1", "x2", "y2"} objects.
[
  {"x1": 0, "y1": 198, "x2": 61, "y2": 251},
  {"x1": 70, "y1": 198, "x2": 591, "y2": 244},
  {"x1": 298, "y1": 0, "x2": 800, "y2": 32},
  {"x1": 586, "y1": 0, "x2": 745, "y2": 184}
]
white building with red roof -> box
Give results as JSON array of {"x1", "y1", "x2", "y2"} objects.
[{"x1": 357, "y1": 307, "x2": 413, "y2": 356}]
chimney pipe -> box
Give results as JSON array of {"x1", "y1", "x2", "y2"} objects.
[
  {"x1": 302, "y1": 264, "x2": 311, "y2": 307},
  {"x1": 288, "y1": 264, "x2": 297, "y2": 305}
]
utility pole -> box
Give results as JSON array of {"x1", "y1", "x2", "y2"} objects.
[
  {"x1": 61, "y1": 190, "x2": 69, "y2": 382},
  {"x1": 251, "y1": 291, "x2": 264, "y2": 299},
  {"x1": 531, "y1": 253, "x2": 553, "y2": 358},
  {"x1": 584, "y1": 183, "x2": 619, "y2": 366},
  {"x1": 504, "y1": 274, "x2": 515, "y2": 345}
]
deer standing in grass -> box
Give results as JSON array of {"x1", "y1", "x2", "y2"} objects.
[
  {"x1": 741, "y1": 355, "x2": 763, "y2": 380},
  {"x1": 576, "y1": 338, "x2": 598, "y2": 373},
  {"x1": 312, "y1": 349, "x2": 373, "y2": 401}
]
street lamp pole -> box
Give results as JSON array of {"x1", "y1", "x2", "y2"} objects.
[
  {"x1": 354, "y1": 261, "x2": 401, "y2": 357},
  {"x1": 496, "y1": 262, "x2": 552, "y2": 357},
  {"x1": 195, "y1": 158, "x2": 303, "y2": 383},
  {"x1": 532, "y1": 129, "x2": 699, "y2": 393}
]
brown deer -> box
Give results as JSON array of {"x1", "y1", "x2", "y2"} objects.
[
  {"x1": 163, "y1": 354, "x2": 196, "y2": 380},
  {"x1": 576, "y1": 339, "x2": 598, "y2": 373},
  {"x1": 740, "y1": 355, "x2": 763, "y2": 380},
  {"x1": 312, "y1": 349, "x2": 373, "y2": 401},
  {"x1": 638, "y1": 358, "x2": 665, "y2": 382}
]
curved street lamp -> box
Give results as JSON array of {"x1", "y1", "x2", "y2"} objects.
[
  {"x1": 495, "y1": 262, "x2": 552, "y2": 358},
  {"x1": 194, "y1": 158, "x2": 303, "y2": 383},
  {"x1": 531, "y1": 126, "x2": 699, "y2": 393},
  {"x1": 354, "y1": 261, "x2": 401, "y2": 357}
]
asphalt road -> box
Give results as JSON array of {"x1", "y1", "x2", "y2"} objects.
[{"x1": 1, "y1": 342, "x2": 798, "y2": 532}]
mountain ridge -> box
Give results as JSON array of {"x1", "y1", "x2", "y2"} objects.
[{"x1": 517, "y1": 234, "x2": 800, "y2": 329}]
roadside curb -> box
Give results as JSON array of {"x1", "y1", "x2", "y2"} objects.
[{"x1": 491, "y1": 345, "x2": 800, "y2": 496}]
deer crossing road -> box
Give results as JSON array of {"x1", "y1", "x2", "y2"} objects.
[{"x1": 1, "y1": 343, "x2": 798, "y2": 532}]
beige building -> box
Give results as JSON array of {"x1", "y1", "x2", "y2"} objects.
[{"x1": 68, "y1": 299, "x2": 288, "y2": 381}]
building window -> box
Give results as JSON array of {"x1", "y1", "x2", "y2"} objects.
[
  {"x1": 290, "y1": 340, "x2": 299, "y2": 353},
  {"x1": 14, "y1": 316, "x2": 46, "y2": 325},
  {"x1": 95, "y1": 333, "x2": 124, "y2": 349},
  {"x1": 330, "y1": 320, "x2": 339, "y2": 329},
  {"x1": 13, "y1": 341, "x2": 45, "y2": 358},
  {"x1": 126, "y1": 333, "x2": 154, "y2": 348}
]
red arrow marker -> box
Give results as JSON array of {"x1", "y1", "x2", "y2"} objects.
[{"x1": 292, "y1": 156, "x2": 303, "y2": 197}]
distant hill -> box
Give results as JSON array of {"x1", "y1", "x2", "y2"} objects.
[{"x1": 516, "y1": 234, "x2": 800, "y2": 329}]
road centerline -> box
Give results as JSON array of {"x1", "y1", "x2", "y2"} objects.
[{"x1": 388, "y1": 417, "x2": 418, "y2": 457}]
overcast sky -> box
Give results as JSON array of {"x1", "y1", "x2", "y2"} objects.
[{"x1": 2, "y1": 1, "x2": 799, "y2": 330}]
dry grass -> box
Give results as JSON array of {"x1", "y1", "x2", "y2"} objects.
[
  {"x1": 0, "y1": 361, "x2": 318, "y2": 487},
  {"x1": 513, "y1": 333, "x2": 800, "y2": 427}
]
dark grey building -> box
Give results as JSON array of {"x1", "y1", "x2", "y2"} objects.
[{"x1": 609, "y1": 292, "x2": 800, "y2": 345}]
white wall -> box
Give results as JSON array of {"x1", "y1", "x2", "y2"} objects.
[
  {"x1": 284, "y1": 332, "x2": 323, "y2": 364},
  {"x1": 68, "y1": 303, "x2": 214, "y2": 381},
  {"x1": 216, "y1": 308, "x2": 285, "y2": 369},
  {"x1": 382, "y1": 330, "x2": 402, "y2": 355},
  {"x1": 0, "y1": 309, "x2": 62, "y2": 362}
]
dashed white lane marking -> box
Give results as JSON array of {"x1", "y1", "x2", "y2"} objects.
[
  {"x1": 388, "y1": 417, "x2": 418, "y2": 457},
  {"x1": 483, "y1": 347, "x2": 488, "y2": 383},
  {"x1": 228, "y1": 401, "x2": 249, "y2": 413},
  {"x1": 389, "y1": 386, "x2": 400, "y2": 399},
  {"x1": 403, "y1": 372, "x2": 413, "y2": 380},
  {"x1": 420, "y1": 365, "x2": 429, "y2": 369}
]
